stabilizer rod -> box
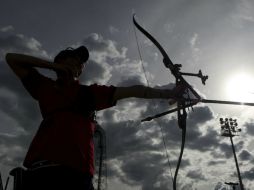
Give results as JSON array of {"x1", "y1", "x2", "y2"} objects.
[{"x1": 141, "y1": 99, "x2": 254, "y2": 122}]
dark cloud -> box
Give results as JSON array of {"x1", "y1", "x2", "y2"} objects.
[
  {"x1": 207, "y1": 160, "x2": 226, "y2": 166},
  {"x1": 187, "y1": 127, "x2": 220, "y2": 152},
  {"x1": 211, "y1": 138, "x2": 245, "y2": 160},
  {"x1": 244, "y1": 121, "x2": 254, "y2": 136},
  {"x1": 120, "y1": 153, "x2": 167, "y2": 184},
  {"x1": 160, "y1": 105, "x2": 220, "y2": 152},
  {"x1": 188, "y1": 106, "x2": 214, "y2": 126},
  {"x1": 0, "y1": 133, "x2": 32, "y2": 168},
  {"x1": 109, "y1": 150, "x2": 191, "y2": 190},
  {"x1": 242, "y1": 167, "x2": 254, "y2": 180},
  {"x1": 0, "y1": 133, "x2": 32, "y2": 149},
  {"x1": 210, "y1": 150, "x2": 225, "y2": 159},
  {"x1": 235, "y1": 141, "x2": 245, "y2": 153},
  {"x1": 239, "y1": 150, "x2": 253, "y2": 161},
  {"x1": 186, "y1": 169, "x2": 206, "y2": 181},
  {"x1": 218, "y1": 142, "x2": 233, "y2": 158},
  {"x1": 0, "y1": 151, "x2": 24, "y2": 168},
  {"x1": 104, "y1": 121, "x2": 162, "y2": 159},
  {"x1": 0, "y1": 61, "x2": 42, "y2": 132},
  {"x1": 103, "y1": 103, "x2": 224, "y2": 189},
  {"x1": 102, "y1": 115, "x2": 193, "y2": 189}
]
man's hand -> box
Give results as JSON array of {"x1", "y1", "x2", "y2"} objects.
[
  {"x1": 170, "y1": 84, "x2": 187, "y2": 98},
  {"x1": 168, "y1": 84, "x2": 188, "y2": 105}
]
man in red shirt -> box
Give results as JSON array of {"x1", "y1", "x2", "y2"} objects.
[{"x1": 6, "y1": 46, "x2": 183, "y2": 190}]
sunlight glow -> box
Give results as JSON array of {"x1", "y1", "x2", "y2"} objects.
[{"x1": 226, "y1": 73, "x2": 254, "y2": 102}]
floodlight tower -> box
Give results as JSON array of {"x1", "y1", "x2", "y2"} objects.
[{"x1": 220, "y1": 118, "x2": 244, "y2": 190}]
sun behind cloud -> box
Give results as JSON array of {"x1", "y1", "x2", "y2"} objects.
[{"x1": 226, "y1": 72, "x2": 254, "y2": 102}]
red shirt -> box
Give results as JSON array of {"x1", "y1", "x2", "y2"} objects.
[{"x1": 21, "y1": 69, "x2": 116, "y2": 175}]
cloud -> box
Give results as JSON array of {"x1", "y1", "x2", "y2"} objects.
[
  {"x1": 79, "y1": 33, "x2": 131, "y2": 85},
  {"x1": 79, "y1": 59, "x2": 112, "y2": 85},
  {"x1": 0, "y1": 25, "x2": 14, "y2": 32},
  {"x1": 190, "y1": 33, "x2": 198, "y2": 49},
  {"x1": 189, "y1": 33, "x2": 201, "y2": 63},
  {"x1": 0, "y1": 31, "x2": 48, "y2": 61},
  {"x1": 109, "y1": 26, "x2": 119, "y2": 34},
  {"x1": 80, "y1": 33, "x2": 154, "y2": 86},
  {"x1": 108, "y1": 149, "x2": 191, "y2": 190},
  {"x1": 83, "y1": 33, "x2": 126, "y2": 61}
]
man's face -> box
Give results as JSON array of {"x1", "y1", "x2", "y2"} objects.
[{"x1": 59, "y1": 56, "x2": 85, "y2": 78}]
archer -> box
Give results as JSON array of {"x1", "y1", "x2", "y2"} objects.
[{"x1": 5, "y1": 46, "x2": 184, "y2": 190}]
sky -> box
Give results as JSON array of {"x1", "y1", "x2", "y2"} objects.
[{"x1": 0, "y1": 0, "x2": 254, "y2": 189}]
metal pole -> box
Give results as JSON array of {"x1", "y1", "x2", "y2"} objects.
[{"x1": 227, "y1": 125, "x2": 244, "y2": 190}]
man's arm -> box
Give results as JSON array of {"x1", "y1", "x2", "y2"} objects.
[
  {"x1": 113, "y1": 85, "x2": 183, "y2": 101},
  {"x1": 5, "y1": 53, "x2": 64, "y2": 79}
]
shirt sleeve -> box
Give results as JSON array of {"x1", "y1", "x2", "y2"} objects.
[
  {"x1": 21, "y1": 69, "x2": 45, "y2": 100},
  {"x1": 90, "y1": 84, "x2": 117, "y2": 111}
]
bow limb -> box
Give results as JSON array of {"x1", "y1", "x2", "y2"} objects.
[
  {"x1": 133, "y1": 14, "x2": 174, "y2": 70},
  {"x1": 133, "y1": 14, "x2": 201, "y2": 100}
]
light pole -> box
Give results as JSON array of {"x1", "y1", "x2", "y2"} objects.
[{"x1": 220, "y1": 118, "x2": 244, "y2": 190}]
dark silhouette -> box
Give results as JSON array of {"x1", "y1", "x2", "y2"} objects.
[{"x1": 5, "y1": 46, "x2": 183, "y2": 190}]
